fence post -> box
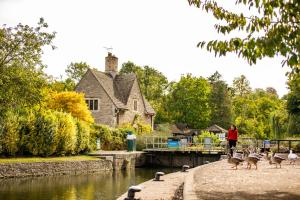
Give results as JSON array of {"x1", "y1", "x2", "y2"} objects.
[{"x1": 152, "y1": 137, "x2": 155, "y2": 149}]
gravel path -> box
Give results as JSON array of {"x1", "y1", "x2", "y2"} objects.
[{"x1": 185, "y1": 156, "x2": 300, "y2": 200}]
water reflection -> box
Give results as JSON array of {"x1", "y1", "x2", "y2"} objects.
[{"x1": 0, "y1": 167, "x2": 178, "y2": 200}]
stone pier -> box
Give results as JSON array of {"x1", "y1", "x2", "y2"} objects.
[{"x1": 89, "y1": 151, "x2": 146, "y2": 170}]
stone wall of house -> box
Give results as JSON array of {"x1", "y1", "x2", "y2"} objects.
[
  {"x1": 76, "y1": 70, "x2": 116, "y2": 127},
  {"x1": 119, "y1": 79, "x2": 152, "y2": 127},
  {"x1": 0, "y1": 159, "x2": 112, "y2": 179}
]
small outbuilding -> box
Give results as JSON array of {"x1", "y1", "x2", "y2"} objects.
[{"x1": 205, "y1": 124, "x2": 228, "y2": 141}]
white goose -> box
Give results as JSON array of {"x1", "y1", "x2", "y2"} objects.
[{"x1": 288, "y1": 150, "x2": 298, "y2": 165}]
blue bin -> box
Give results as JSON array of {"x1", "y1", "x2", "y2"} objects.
[{"x1": 167, "y1": 139, "x2": 180, "y2": 148}]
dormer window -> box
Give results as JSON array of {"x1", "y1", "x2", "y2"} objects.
[
  {"x1": 85, "y1": 98, "x2": 99, "y2": 111},
  {"x1": 133, "y1": 100, "x2": 138, "y2": 111}
]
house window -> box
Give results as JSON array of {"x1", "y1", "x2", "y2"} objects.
[
  {"x1": 133, "y1": 100, "x2": 138, "y2": 111},
  {"x1": 85, "y1": 99, "x2": 99, "y2": 111}
]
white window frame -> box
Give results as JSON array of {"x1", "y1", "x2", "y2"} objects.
[{"x1": 85, "y1": 98, "x2": 100, "y2": 112}]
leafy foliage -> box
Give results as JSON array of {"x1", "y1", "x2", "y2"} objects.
[
  {"x1": 168, "y1": 74, "x2": 211, "y2": 129},
  {"x1": 0, "y1": 18, "x2": 55, "y2": 68},
  {"x1": 75, "y1": 120, "x2": 91, "y2": 153},
  {"x1": 0, "y1": 110, "x2": 20, "y2": 155},
  {"x1": 232, "y1": 87, "x2": 285, "y2": 139},
  {"x1": 208, "y1": 71, "x2": 232, "y2": 128},
  {"x1": 188, "y1": 0, "x2": 300, "y2": 70},
  {"x1": 232, "y1": 75, "x2": 252, "y2": 97},
  {"x1": 195, "y1": 130, "x2": 220, "y2": 144},
  {"x1": 55, "y1": 112, "x2": 77, "y2": 155},
  {"x1": 48, "y1": 91, "x2": 94, "y2": 124},
  {"x1": 92, "y1": 124, "x2": 126, "y2": 150},
  {"x1": 27, "y1": 110, "x2": 58, "y2": 156},
  {"x1": 0, "y1": 19, "x2": 54, "y2": 113},
  {"x1": 65, "y1": 62, "x2": 90, "y2": 83}
]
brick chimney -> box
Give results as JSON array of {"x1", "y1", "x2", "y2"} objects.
[{"x1": 105, "y1": 52, "x2": 118, "y2": 76}]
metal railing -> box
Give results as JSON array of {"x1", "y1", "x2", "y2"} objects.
[{"x1": 143, "y1": 136, "x2": 300, "y2": 153}]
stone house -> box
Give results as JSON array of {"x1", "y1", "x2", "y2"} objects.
[{"x1": 75, "y1": 53, "x2": 155, "y2": 128}]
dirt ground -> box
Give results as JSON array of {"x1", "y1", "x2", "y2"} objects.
[{"x1": 192, "y1": 156, "x2": 300, "y2": 200}]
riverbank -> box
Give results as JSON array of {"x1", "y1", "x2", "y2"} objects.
[
  {"x1": 118, "y1": 154, "x2": 300, "y2": 200},
  {"x1": 0, "y1": 157, "x2": 112, "y2": 178}
]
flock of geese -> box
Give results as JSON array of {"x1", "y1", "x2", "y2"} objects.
[{"x1": 227, "y1": 148, "x2": 299, "y2": 170}]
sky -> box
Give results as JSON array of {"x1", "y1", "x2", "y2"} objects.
[{"x1": 0, "y1": 0, "x2": 290, "y2": 96}]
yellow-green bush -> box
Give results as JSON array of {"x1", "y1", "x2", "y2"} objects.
[
  {"x1": 55, "y1": 112, "x2": 77, "y2": 155},
  {"x1": 0, "y1": 111, "x2": 20, "y2": 155},
  {"x1": 119, "y1": 122, "x2": 152, "y2": 135},
  {"x1": 27, "y1": 110, "x2": 58, "y2": 156},
  {"x1": 75, "y1": 120, "x2": 91, "y2": 153},
  {"x1": 92, "y1": 124, "x2": 126, "y2": 150},
  {"x1": 18, "y1": 111, "x2": 35, "y2": 155},
  {"x1": 195, "y1": 130, "x2": 220, "y2": 144}
]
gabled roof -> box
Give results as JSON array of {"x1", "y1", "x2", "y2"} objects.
[
  {"x1": 90, "y1": 69, "x2": 127, "y2": 109},
  {"x1": 205, "y1": 124, "x2": 227, "y2": 133},
  {"x1": 113, "y1": 73, "x2": 136, "y2": 104},
  {"x1": 143, "y1": 97, "x2": 155, "y2": 115},
  {"x1": 89, "y1": 69, "x2": 155, "y2": 115}
]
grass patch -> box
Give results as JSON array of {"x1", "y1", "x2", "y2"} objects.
[{"x1": 0, "y1": 155, "x2": 98, "y2": 164}]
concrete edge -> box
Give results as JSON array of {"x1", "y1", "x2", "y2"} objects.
[
  {"x1": 183, "y1": 160, "x2": 224, "y2": 200},
  {"x1": 117, "y1": 171, "x2": 186, "y2": 200}
]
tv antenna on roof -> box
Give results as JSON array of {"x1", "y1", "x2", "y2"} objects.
[{"x1": 103, "y1": 46, "x2": 113, "y2": 53}]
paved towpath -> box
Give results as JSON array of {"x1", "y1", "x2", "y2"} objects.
[
  {"x1": 117, "y1": 170, "x2": 186, "y2": 200},
  {"x1": 184, "y1": 155, "x2": 300, "y2": 200}
]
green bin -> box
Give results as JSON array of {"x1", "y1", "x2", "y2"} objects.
[{"x1": 127, "y1": 132, "x2": 136, "y2": 152}]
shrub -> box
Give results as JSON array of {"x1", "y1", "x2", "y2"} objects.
[
  {"x1": 195, "y1": 130, "x2": 220, "y2": 144},
  {"x1": 0, "y1": 111, "x2": 20, "y2": 155},
  {"x1": 92, "y1": 124, "x2": 126, "y2": 150},
  {"x1": 55, "y1": 112, "x2": 77, "y2": 155},
  {"x1": 27, "y1": 110, "x2": 58, "y2": 156},
  {"x1": 75, "y1": 120, "x2": 91, "y2": 153},
  {"x1": 48, "y1": 91, "x2": 94, "y2": 123},
  {"x1": 18, "y1": 111, "x2": 35, "y2": 155},
  {"x1": 119, "y1": 122, "x2": 152, "y2": 135}
]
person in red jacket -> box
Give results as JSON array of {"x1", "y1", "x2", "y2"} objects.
[{"x1": 227, "y1": 124, "x2": 238, "y2": 156}]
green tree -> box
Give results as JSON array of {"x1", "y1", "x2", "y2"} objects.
[
  {"x1": 65, "y1": 62, "x2": 90, "y2": 83},
  {"x1": 208, "y1": 71, "x2": 232, "y2": 128},
  {"x1": 0, "y1": 19, "x2": 55, "y2": 113},
  {"x1": 232, "y1": 88, "x2": 284, "y2": 139},
  {"x1": 287, "y1": 73, "x2": 300, "y2": 136},
  {"x1": 0, "y1": 18, "x2": 55, "y2": 69},
  {"x1": 270, "y1": 102, "x2": 288, "y2": 139},
  {"x1": 168, "y1": 74, "x2": 211, "y2": 129},
  {"x1": 232, "y1": 75, "x2": 252, "y2": 97},
  {"x1": 188, "y1": 0, "x2": 300, "y2": 70},
  {"x1": 120, "y1": 61, "x2": 168, "y2": 101}
]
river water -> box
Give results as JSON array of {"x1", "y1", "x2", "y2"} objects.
[{"x1": 0, "y1": 167, "x2": 178, "y2": 200}]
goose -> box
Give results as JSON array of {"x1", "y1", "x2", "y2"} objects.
[
  {"x1": 245, "y1": 153, "x2": 260, "y2": 170},
  {"x1": 227, "y1": 153, "x2": 244, "y2": 170},
  {"x1": 267, "y1": 152, "x2": 285, "y2": 168},
  {"x1": 288, "y1": 150, "x2": 298, "y2": 165}
]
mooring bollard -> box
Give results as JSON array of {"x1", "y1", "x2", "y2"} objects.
[
  {"x1": 154, "y1": 172, "x2": 165, "y2": 181},
  {"x1": 182, "y1": 165, "x2": 190, "y2": 172},
  {"x1": 124, "y1": 185, "x2": 142, "y2": 200}
]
